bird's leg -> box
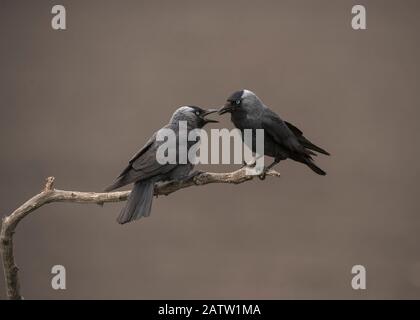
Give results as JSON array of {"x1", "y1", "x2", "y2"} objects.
[
  {"x1": 180, "y1": 170, "x2": 204, "y2": 182},
  {"x1": 241, "y1": 154, "x2": 263, "y2": 169},
  {"x1": 155, "y1": 171, "x2": 204, "y2": 197},
  {"x1": 241, "y1": 160, "x2": 256, "y2": 169},
  {"x1": 154, "y1": 182, "x2": 163, "y2": 198},
  {"x1": 259, "y1": 159, "x2": 280, "y2": 180}
]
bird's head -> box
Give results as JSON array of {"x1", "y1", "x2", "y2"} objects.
[
  {"x1": 170, "y1": 106, "x2": 218, "y2": 128},
  {"x1": 219, "y1": 89, "x2": 263, "y2": 116}
]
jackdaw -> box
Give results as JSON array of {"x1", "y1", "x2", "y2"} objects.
[
  {"x1": 105, "y1": 106, "x2": 217, "y2": 224},
  {"x1": 219, "y1": 89, "x2": 329, "y2": 178}
]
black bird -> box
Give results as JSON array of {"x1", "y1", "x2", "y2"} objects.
[
  {"x1": 105, "y1": 106, "x2": 218, "y2": 224},
  {"x1": 219, "y1": 89, "x2": 329, "y2": 178}
]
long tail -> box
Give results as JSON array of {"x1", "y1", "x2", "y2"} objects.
[
  {"x1": 304, "y1": 158, "x2": 326, "y2": 176},
  {"x1": 117, "y1": 180, "x2": 155, "y2": 224},
  {"x1": 299, "y1": 137, "x2": 330, "y2": 156}
]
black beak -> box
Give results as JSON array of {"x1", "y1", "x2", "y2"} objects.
[
  {"x1": 201, "y1": 109, "x2": 219, "y2": 123},
  {"x1": 218, "y1": 102, "x2": 233, "y2": 115}
]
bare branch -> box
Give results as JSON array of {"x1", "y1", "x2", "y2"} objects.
[{"x1": 0, "y1": 168, "x2": 280, "y2": 299}]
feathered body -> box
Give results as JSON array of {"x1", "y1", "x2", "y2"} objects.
[
  {"x1": 220, "y1": 90, "x2": 329, "y2": 175},
  {"x1": 105, "y1": 106, "x2": 217, "y2": 224}
]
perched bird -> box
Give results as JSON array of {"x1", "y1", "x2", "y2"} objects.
[
  {"x1": 105, "y1": 106, "x2": 218, "y2": 224},
  {"x1": 219, "y1": 89, "x2": 329, "y2": 178}
]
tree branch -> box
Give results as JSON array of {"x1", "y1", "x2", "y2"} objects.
[{"x1": 0, "y1": 167, "x2": 280, "y2": 299}]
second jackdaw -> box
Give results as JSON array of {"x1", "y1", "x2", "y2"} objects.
[
  {"x1": 105, "y1": 106, "x2": 217, "y2": 224},
  {"x1": 219, "y1": 89, "x2": 329, "y2": 178}
]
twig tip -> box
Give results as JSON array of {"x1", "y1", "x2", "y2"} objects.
[{"x1": 44, "y1": 176, "x2": 55, "y2": 191}]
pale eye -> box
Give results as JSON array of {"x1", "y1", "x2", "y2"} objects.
[
  {"x1": 195, "y1": 111, "x2": 200, "y2": 116},
  {"x1": 235, "y1": 100, "x2": 241, "y2": 105}
]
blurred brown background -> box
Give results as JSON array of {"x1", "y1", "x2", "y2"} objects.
[{"x1": 1, "y1": 0, "x2": 419, "y2": 299}]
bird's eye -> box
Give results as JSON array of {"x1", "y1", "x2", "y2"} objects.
[
  {"x1": 195, "y1": 111, "x2": 200, "y2": 116},
  {"x1": 235, "y1": 100, "x2": 241, "y2": 105}
]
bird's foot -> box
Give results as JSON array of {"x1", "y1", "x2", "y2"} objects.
[
  {"x1": 241, "y1": 160, "x2": 256, "y2": 169},
  {"x1": 181, "y1": 170, "x2": 204, "y2": 182}
]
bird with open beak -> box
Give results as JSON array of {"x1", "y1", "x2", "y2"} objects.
[
  {"x1": 219, "y1": 89, "x2": 329, "y2": 179},
  {"x1": 105, "y1": 106, "x2": 218, "y2": 224}
]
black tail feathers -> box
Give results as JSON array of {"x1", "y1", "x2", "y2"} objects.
[
  {"x1": 305, "y1": 159, "x2": 327, "y2": 176},
  {"x1": 300, "y1": 138, "x2": 330, "y2": 156}
]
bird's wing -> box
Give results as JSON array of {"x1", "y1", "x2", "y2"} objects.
[
  {"x1": 105, "y1": 132, "x2": 178, "y2": 191},
  {"x1": 130, "y1": 139, "x2": 176, "y2": 176},
  {"x1": 128, "y1": 136, "x2": 155, "y2": 166},
  {"x1": 112, "y1": 134, "x2": 156, "y2": 180},
  {"x1": 261, "y1": 109, "x2": 307, "y2": 154},
  {"x1": 285, "y1": 121, "x2": 330, "y2": 156},
  {"x1": 284, "y1": 121, "x2": 302, "y2": 136},
  {"x1": 124, "y1": 134, "x2": 178, "y2": 180}
]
